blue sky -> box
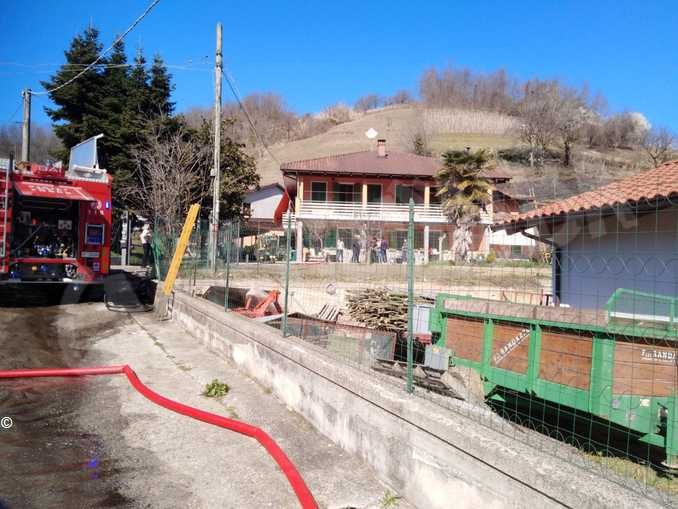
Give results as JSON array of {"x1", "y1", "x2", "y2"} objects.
[{"x1": 1, "y1": 0, "x2": 677, "y2": 131}]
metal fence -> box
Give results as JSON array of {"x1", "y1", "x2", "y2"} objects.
[{"x1": 151, "y1": 194, "x2": 678, "y2": 505}]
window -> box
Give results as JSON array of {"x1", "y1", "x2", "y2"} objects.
[
  {"x1": 395, "y1": 185, "x2": 413, "y2": 204},
  {"x1": 311, "y1": 182, "x2": 327, "y2": 201},
  {"x1": 367, "y1": 184, "x2": 382, "y2": 203},
  {"x1": 324, "y1": 228, "x2": 337, "y2": 248},
  {"x1": 395, "y1": 184, "x2": 425, "y2": 204},
  {"x1": 511, "y1": 245, "x2": 523, "y2": 258},
  {"x1": 335, "y1": 183, "x2": 359, "y2": 202}
]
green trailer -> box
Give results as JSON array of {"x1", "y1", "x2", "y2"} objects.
[{"x1": 429, "y1": 289, "x2": 678, "y2": 467}]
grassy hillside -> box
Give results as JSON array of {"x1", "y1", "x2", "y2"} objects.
[
  {"x1": 256, "y1": 106, "x2": 423, "y2": 183},
  {"x1": 256, "y1": 104, "x2": 650, "y2": 203}
]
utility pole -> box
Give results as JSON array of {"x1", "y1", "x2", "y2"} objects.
[
  {"x1": 21, "y1": 89, "x2": 31, "y2": 162},
  {"x1": 209, "y1": 22, "x2": 223, "y2": 272}
]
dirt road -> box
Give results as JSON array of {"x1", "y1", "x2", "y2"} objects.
[{"x1": 0, "y1": 303, "x2": 409, "y2": 508}]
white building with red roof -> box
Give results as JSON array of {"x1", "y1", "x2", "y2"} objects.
[
  {"x1": 496, "y1": 161, "x2": 678, "y2": 309},
  {"x1": 280, "y1": 140, "x2": 530, "y2": 263}
]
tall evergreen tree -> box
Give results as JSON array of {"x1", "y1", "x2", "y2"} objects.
[
  {"x1": 128, "y1": 48, "x2": 150, "y2": 117},
  {"x1": 149, "y1": 54, "x2": 174, "y2": 117},
  {"x1": 42, "y1": 27, "x2": 192, "y2": 215},
  {"x1": 101, "y1": 39, "x2": 132, "y2": 188},
  {"x1": 42, "y1": 26, "x2": 106, "y2": 162}
]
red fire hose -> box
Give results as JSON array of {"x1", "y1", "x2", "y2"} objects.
[{"x1": 0, "y1": 365, "x2": 318, "y2": 509}]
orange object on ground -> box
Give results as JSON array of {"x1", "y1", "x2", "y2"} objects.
[{"x1": 235, "y1": 289, "x2": 283, "y2": 318}]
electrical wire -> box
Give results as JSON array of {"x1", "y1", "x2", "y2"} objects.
[
  {"x1": 30, "y1": 0, "x2": 161, "y2": 96},
  {"x1": 0, "y1": 62, "x2": 211, "y2": 71},
  {"x1": 6, "y1": 101, "x2": 22, "y2": 123},
  {"x1": 221, "y1": 66, "x2": 281, "y2": 165}
]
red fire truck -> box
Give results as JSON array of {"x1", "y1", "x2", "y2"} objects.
[{"x1": 0, "y1": 136, "x2": 112, "y2": 287}]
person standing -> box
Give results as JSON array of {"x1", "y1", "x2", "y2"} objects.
[
  {"x1": 351, "y1": 237, "x2": 361, "y2": 263},
  {"x1": 380, "y1": 237, "x2": 388, "y2": 263},
  {"x1": 401, "y1": 239, "x2": 408, "y2": 264},
  {"x1": 140, "y1": 223, "x2": 153, "y2": 267},
  {"x1": 370, "y1": 236, "x2": 378, "y2": 264},
  {"x1": 336, "y1": 238, "x2": 344, "y2": 263}
]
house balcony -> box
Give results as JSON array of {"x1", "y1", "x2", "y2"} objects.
[{"x1": 284, "y1": 200, "x2": 493, "y2": 225}]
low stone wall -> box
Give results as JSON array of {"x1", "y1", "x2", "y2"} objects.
[{"x1": 155, "y1": 289, "x2": 666, "y2": 509}]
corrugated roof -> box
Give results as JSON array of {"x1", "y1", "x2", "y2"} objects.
[
  {"x1": 498, "y1": 160, "x2": 678, "y2": 230},
  {"x1": 280, "y1": 150, "x2": 511, "y2": 181}
]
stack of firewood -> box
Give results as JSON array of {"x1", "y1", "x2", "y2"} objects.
[{"x1": 346, "y1": 288, "x2": 434, "y2": 332}]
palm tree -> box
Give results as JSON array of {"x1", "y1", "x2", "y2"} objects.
[{"x1": 435, "y1": 149, "x2": 492, "y2": 262}]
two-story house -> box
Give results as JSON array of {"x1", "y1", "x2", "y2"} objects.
[{"x1": 281, "y1": 140, "x2": 527, "y2": 263}]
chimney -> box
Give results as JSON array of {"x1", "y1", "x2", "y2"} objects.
[{"x1": 377, "y1": 139, "x2": 387, "y2": 158}]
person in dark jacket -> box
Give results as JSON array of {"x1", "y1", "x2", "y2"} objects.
[
  {"x1": 351, "y1": 238, "x2": 361, "y2": 263},
  {"x1": 379, "y1": 238, "x2": 388, "y2": 263}
]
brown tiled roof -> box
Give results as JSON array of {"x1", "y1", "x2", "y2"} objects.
[
  {"x1": 281, "y1": 150, "x2": 511, "y2": 181},
  {"x1": 280, "y1": 150, "x2": 440, "y2": 177},
  {"x1": 498, "y1": 160, "x2": 678, "y2": 230}
]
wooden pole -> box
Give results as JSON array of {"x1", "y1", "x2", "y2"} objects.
[
  {"x1": 209, "y1": 22, "x2": 223, "y2": 272},
  {"x1": 21, "y1": 89, "x2": 31, "y2": 162}
]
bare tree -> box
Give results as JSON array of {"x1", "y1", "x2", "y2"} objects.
[
  {"x1": 602, "y1": 113, "x2": 645, "y2": 149},
  {"x1": 354, "y1": 94, "x2": 382, "y2": 112},
  {"x1": 641, "y1": 127, "x2": 675, "y2": 167},
  {"x1": 121, "y1": 121, "x2": 210, "y2": 237},
  {"x1": 555, "y1": 89, "x2": 587, "y2": 166},
  {"x1": 0, "y1": 123, "x2": 62, "y2": 163},
  {"x1": 419, "y1": 65, "x2": 516, "y2": 113},
  {"x1": 582, "y1": 115, "x2": 605, "y2": 148},
  {"x1": 516, "y1": 81, "x2": 560, "y2": 167},
  {"x1": 385, "y1": 90, "x2": 413, "y2": 106},
  {"x1": 399, "y1": 110, "x2": 432, "y2": 156},
  {"x1": 322, "y1": 102, "x2": 353, "y2": 124}
]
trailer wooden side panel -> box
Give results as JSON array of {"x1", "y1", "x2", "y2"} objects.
[
  {"x1": 491, "y1": 322, "x2": 531, "y2": 374},
  {"x1": 445, "y1": 317, "x2": 484, "y2": 363},
  {"x1": 539, "y1": 329, "x2": 593, "y2": 390},
  {"x1": 613, "y1": 341, "x2": 678, "y2": 397}
]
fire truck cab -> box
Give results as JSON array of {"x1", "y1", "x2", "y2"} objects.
[{"x1": 0, "y1": 135, "x2": 112, "y2": 284}]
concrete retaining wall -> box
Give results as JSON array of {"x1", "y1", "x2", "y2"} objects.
[{"x1": 156, "y1": 289, "x2": 666, "y2": 509}]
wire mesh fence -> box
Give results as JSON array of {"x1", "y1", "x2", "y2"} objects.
[{"x1": 152, "y1": 185, "x2": 678, "y2": 503}]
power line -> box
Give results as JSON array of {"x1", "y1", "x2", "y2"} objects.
[
  {"x1": 6, "y1": 101, "x2": 22, "y2": 123},
  {"x1": 221, "y1": 66, "x2": 280, "y2": 165},
  {"x1": 0, "y1": 60, "x2": 210, "y2": 70},
  {"x1": 31, "y1": 0, "x2": 161, "y2": 96},
  {"x1": 0, "y1": 64, "x2": 211, "y2": 77}
]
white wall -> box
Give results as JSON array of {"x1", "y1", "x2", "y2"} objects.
[
  {"x1": 490, "y1": 227, "x2": 537, "y2": 247},
  {"x1": 245, "y1": 186, "x2": 283, "y2": 220},
  {"x1": 554, "y1": 206, "x2": 678, "y2": 309}
]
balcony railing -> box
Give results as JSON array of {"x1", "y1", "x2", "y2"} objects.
[{"x1": 287, "y1": 200, "x2": 492, "y2": 224}]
